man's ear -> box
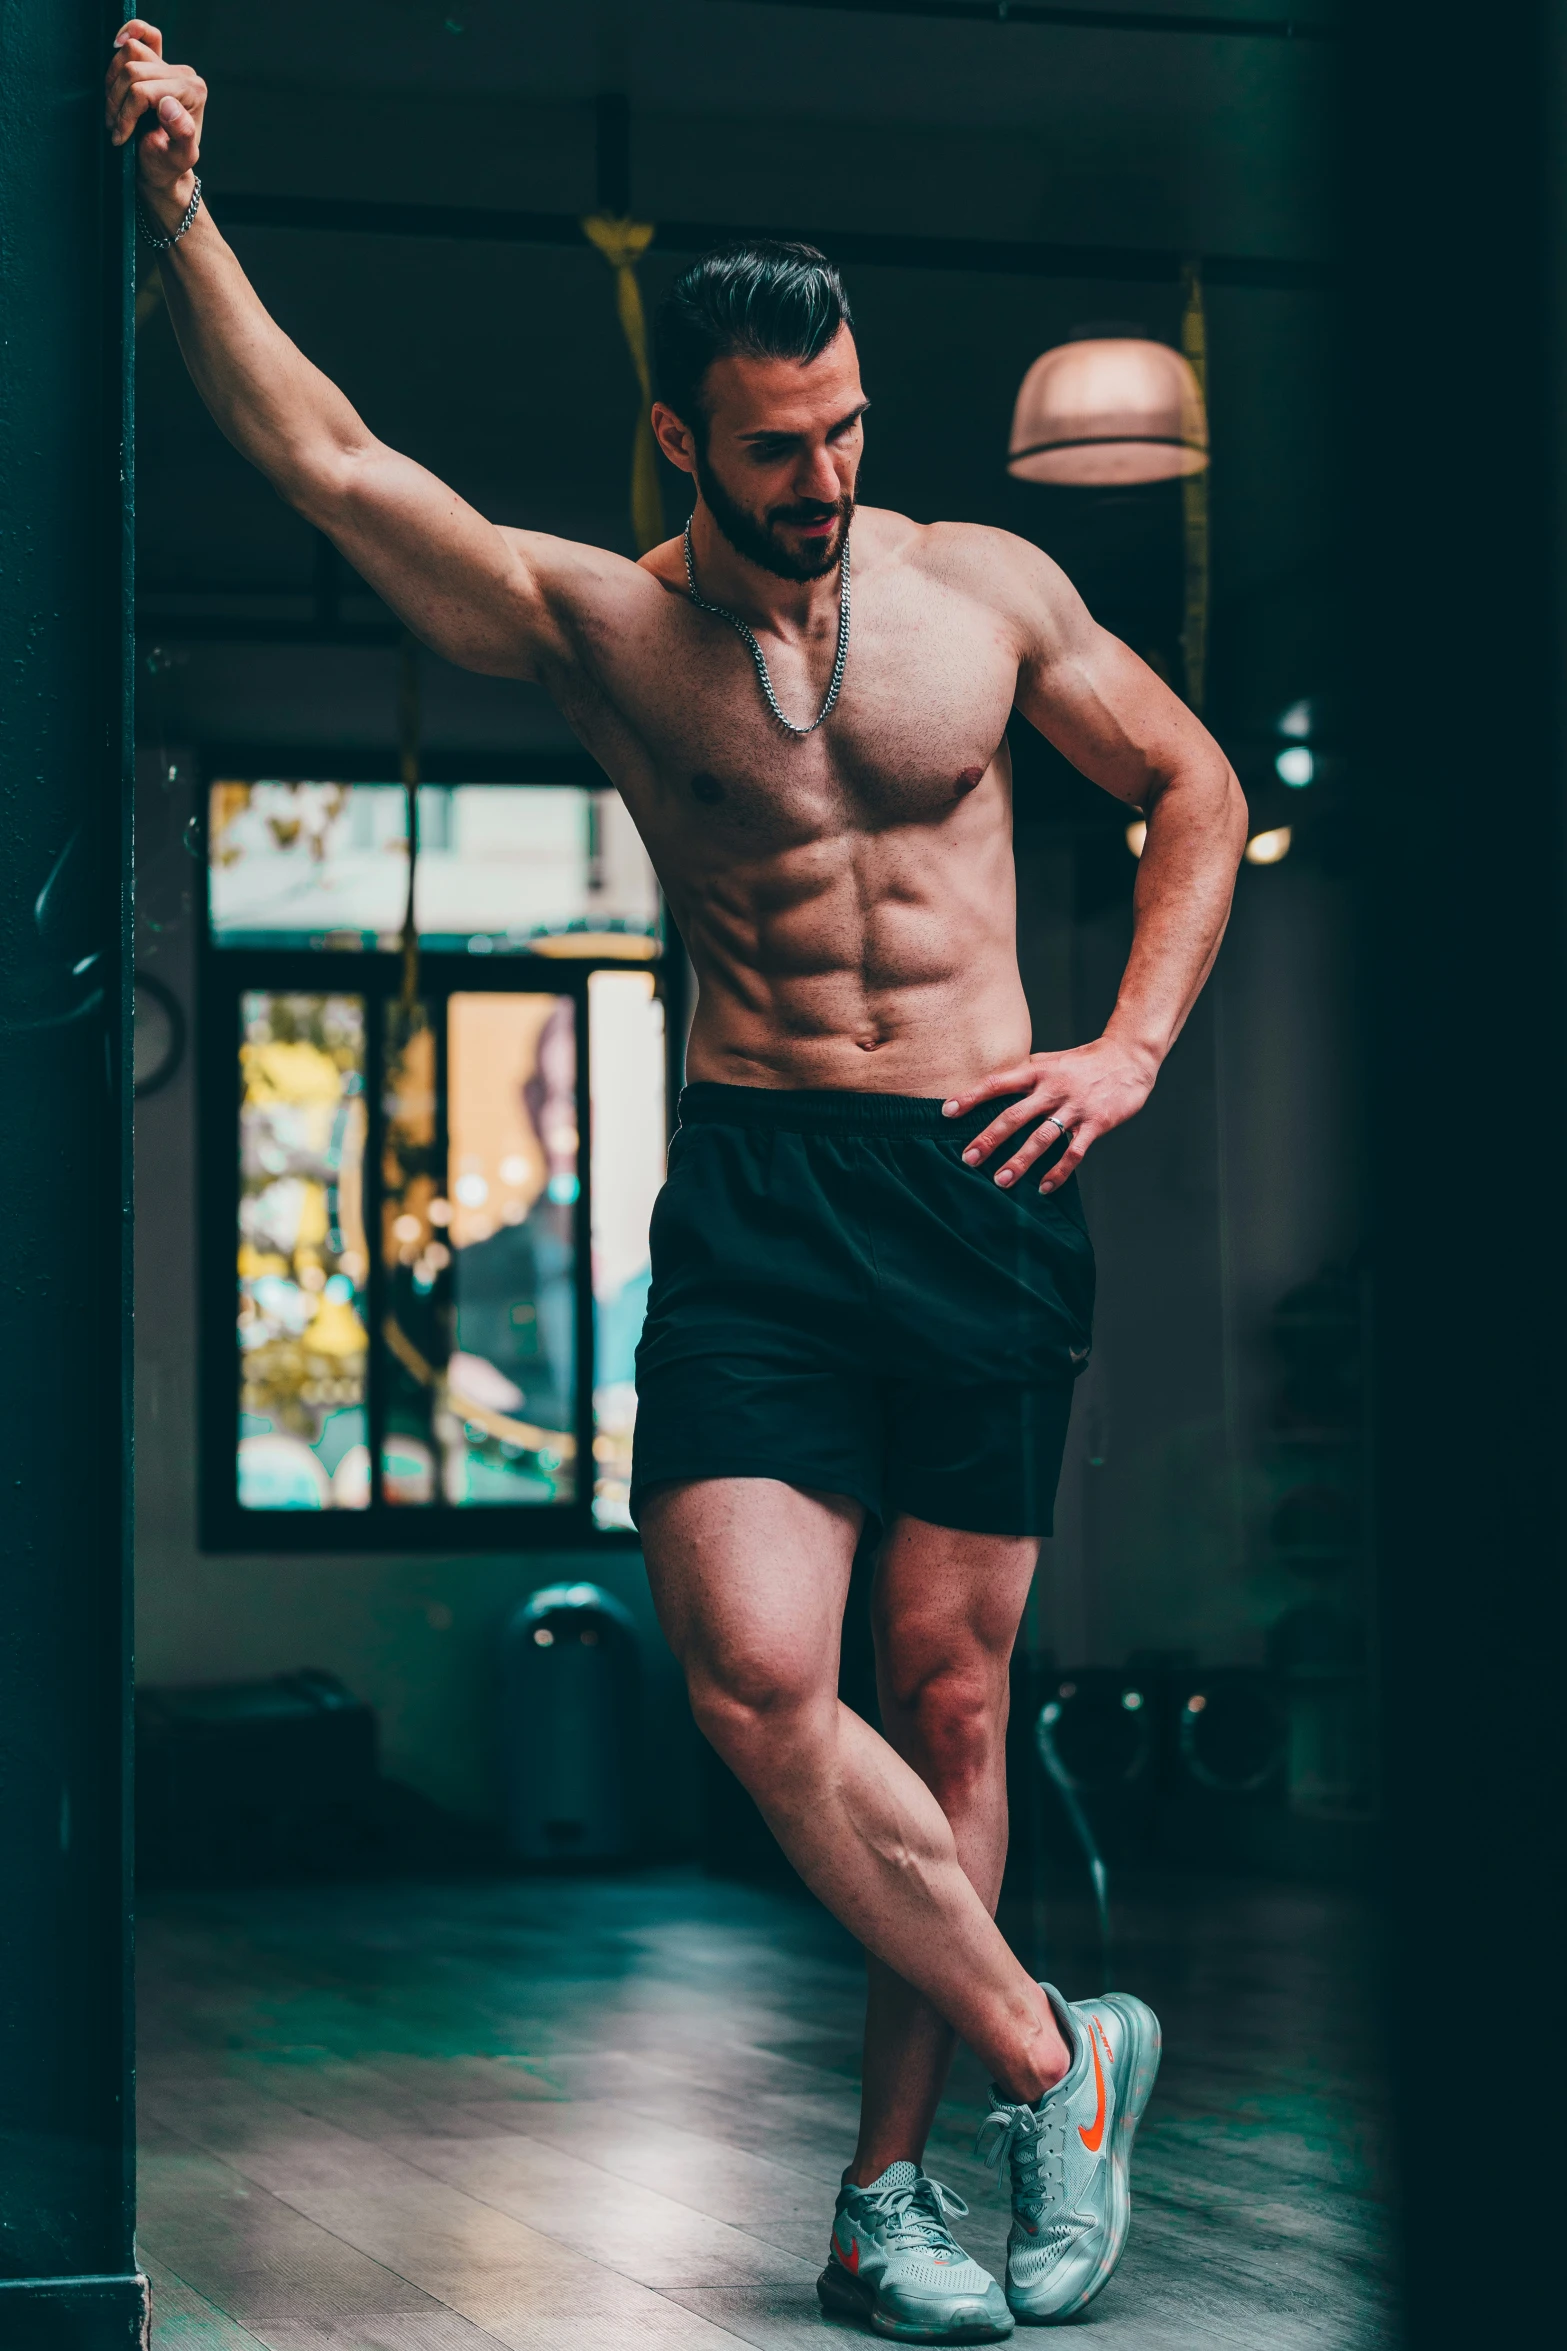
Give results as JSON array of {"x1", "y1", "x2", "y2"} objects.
[{"x1": 651, "y1": 402, "x2": 698, "y2": 475}]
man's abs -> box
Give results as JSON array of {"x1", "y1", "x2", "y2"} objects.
[{"x1": 669, "y1": 820, "x2": 1034, "y2": 1095}]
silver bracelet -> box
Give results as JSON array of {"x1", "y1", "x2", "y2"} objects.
[{"x1": 136, "y1": 174, "x2": 202, "y2": 254}]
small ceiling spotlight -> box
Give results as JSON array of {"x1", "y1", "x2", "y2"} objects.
[
  {"x1": 1275, "y1": 746, "x2": 1315, "y2": 787},
  {"x1": 1245, "y1": 826, "x2": 1292, "y2": 866},
  {"x1": 1125, "y1": 819, "x2": 1148, "y2": 857},
  {"x1": 1278, "y1": 699, "x2": 1314, "y2": 738}
]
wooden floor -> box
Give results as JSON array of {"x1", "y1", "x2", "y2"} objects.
[{"x1": 136, "y1": 1866, "x2": 1393, "y2": 2349}]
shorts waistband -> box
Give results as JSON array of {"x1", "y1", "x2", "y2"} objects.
[{"x1": 677, "y1": 1081, "x2": 1027, "y2": 1142}]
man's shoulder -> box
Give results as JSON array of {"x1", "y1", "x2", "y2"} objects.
[
  {"x1": 497, "y1": 525, "x2": 669, "y2": 611},
  {"x1": 864, "y1": 510, "x2": 1066, "y2": 605},
  {"x1": 489, "y1": 528, "x2": 689, "y2": 675}
]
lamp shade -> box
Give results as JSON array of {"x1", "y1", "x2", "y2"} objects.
[{"x1": 1008, "y1": 337, "x2": 1209, "y2": 486}]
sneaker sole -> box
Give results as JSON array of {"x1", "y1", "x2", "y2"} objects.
[
  {"x1": 818, "y1": 2260, "x2": 1015, "y2": 2343},
  {"x1": 1009, "y1": 1993, "x2": 1162, "y2": 2327}
]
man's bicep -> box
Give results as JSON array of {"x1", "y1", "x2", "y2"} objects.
[
  {"x1": 1016, "y1": 607, "x2": 1205, "y2": 813},
  {"x1": 311, "y1": 443, "x2": 556, "y2": 679},
  {"x1": 981, "y1": 532, "x2": 1163, "y2": 808}
]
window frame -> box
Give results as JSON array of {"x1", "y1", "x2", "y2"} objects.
[{"x1": 195, "y1": 750, "x2": 685, "y2": 1553}]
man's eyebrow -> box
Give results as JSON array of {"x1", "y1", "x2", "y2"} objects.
[{"x1": 737, "y1": 400, "x2": 871, "y2": 447}]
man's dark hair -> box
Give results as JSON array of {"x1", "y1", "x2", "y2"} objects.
[{"x1": 653, "y1": 241, "x2": 852, "y2": 438}]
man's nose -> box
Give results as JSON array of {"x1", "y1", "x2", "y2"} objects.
[{"x1": 794, "y1": 445, "x2": 841, "y2": 502}]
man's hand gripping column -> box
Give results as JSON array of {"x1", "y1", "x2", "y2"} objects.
[{"x1": 106, "y1": 21, "x2": 205, "y2": 225}]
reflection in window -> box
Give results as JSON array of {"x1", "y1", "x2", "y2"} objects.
[
  {"x1": 208, "y1": 782, "x2": 659, "y2": 954},
  {"x1": 590, "y1": 970, "x2": 668, "y2": 1529},
  {"x1": 380, "y1": 1008, "x2": 440, "y2": 1504},
  {"x1": 238, "y1": 992, "x2": 368, "y2": 1508},
  {"x1": 380, "y1": 994, "x2": 580, "y2": 1507}
]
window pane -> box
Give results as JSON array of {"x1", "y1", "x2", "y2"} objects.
[
  {"x1": 238, "y1": 992, "x2": 368, "y2": 1509},
  {"x1": 443, "y1": 993, "x2": 577, "y2": 1505},
  {"x1": 589, "y1": 969, "x2": 667, "y2": 1530},
  {"x1": 209, "y1": 781, "x2": 659, "y2": 954},
  {"x1": 380, "y1": 1008, "x2": 441, "y2": 1505}
]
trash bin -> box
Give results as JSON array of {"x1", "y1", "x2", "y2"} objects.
[{"x1": 500, "y1": 1583, "x2": 640, "y2": 1863}]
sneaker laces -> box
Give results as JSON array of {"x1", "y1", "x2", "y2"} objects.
[
  {"x1": 855, "y1": 2168, "x2": 972, "y2": 2254},
  {"x1": 974, "y1": 2097, "x2": 1052, "y2": 2218},
  {"x1": 974, "y1": 2098, "x2": 1041, "y2": 2181}
]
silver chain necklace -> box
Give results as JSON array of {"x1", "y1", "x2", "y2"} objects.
[{"x1": 683, "y1": 517, "x2": 850, "y2": 737}]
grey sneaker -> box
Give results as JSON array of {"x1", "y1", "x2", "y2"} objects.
[
  {"x1": 974, "y1": 1985, "x2": 1161, "y2": 2324},
  {"x1": 817, "y1": 2159, "x2": 1014, "y2": 2343}
]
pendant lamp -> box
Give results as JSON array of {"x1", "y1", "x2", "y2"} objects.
[{"x1": 1007, "y1": 335, "x2": 1209, "y2": 487}]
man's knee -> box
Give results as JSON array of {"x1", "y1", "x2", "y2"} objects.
[
  {"x1": 879, "y1": 1640, "x2": 1008, "y2": 1800},
  {"x1": 685, "y1": 1644, "x2": 825, "y2": 1782},
  {"x1": 918, "y1": 1671, "x2": 1007, "y2": 1798}
]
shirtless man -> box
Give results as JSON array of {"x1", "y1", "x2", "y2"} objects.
[{"x1": 109, "y1": 23, "x2": 1245, "y2": 2340}]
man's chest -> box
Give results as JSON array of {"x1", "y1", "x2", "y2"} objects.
[{"x1": 569, "y1": 569, "x2": 1021, "y2": 851}]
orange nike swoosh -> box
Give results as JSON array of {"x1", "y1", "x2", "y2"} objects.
[
  {"x1": 1078, "y1": 2027, "x2": 1107, "y2": 2152},
  {"x1": 833, "y1": 2231, "x2": 860, "y2": 2274}
]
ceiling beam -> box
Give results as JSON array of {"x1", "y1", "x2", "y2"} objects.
[
  {"x1": 705, "y1": 0, "x2": 1335, "y2": 38},
  {"x1": 212, "y1": 192, "x2": 1326, "y2": 291}
]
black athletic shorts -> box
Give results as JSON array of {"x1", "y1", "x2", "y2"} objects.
[{"x1": 630, "y1": 1083, "x2": 1094, "y2": 1537}]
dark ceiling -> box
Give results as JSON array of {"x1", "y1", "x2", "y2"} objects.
[{"x1": 135, "y1": 0, "x2": 1335, "y2": 759}]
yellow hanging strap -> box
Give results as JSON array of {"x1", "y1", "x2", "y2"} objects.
[
  {"x1": 1180, "y1": 260, "x2": 1210, "y2": 717},
  {"x1": 397, "y1": 631, "x2": 421, "y2": 1018},
  {"x1": 582, "y1": 213, "x2": 665, "y2": 555}
]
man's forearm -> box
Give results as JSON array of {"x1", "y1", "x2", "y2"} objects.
[
  {"x1": 1104, "y1": 765, "x2": 1247, "y2": 1074},
  {"x1": 148, "y1": 173, "x2": 369, "y2": 517}
]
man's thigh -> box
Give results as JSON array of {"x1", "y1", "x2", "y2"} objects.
[
  {"x1": 639, "y1": 1476, "x2": 865, "y2": 1700},
  {"x1": 871, "y1": 1516, "x2": 1041, "y2": 1707}
]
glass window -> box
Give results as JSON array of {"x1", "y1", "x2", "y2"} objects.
[
  {"x1": 379, "y1": 993, "x2": 580, "y2": 1510},
  {"x1": 590, "y1": 970, "x2": 667, "y2": 1530},
  {"x1": 237, "y1": 991, "x2": 369, "y2": 1509},
  {"x1": 209, "y1": 777, "x2": 676, "y2": 1545},
  {"x1": 208, "y1": 781, "x2": 659, "y2": 953},
  {"x1": 380, "y1": 1007, "x2": 440, "y2": 1506},
  {"x1": 444, "y1": 992, "x2": 578, "y2": 1505}
]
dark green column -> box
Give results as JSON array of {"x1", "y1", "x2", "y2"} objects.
[
  {"x1": 1348, "y1": 3, "x2": 1565, "y2": 2346},
  {"x1": 0, "y1": 4, "x2": 142, "y2": 2343}
]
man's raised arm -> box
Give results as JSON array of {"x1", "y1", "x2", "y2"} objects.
[{"x1": 106, "y1": 20, "x2": 566, "y2": 680}]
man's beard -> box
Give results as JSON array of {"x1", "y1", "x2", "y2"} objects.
[{"x1": 693, "y1": 452, "x2": 853, "y2": 582}]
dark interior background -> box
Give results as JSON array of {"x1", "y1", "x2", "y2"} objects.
[{"x1": 131, "y1": 0, "x2": 1355, "y2": 1868}]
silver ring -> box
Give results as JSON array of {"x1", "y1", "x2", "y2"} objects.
[{"x1": 1045, "y1": 1114, "x2": 1071, "y2": 1139}]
